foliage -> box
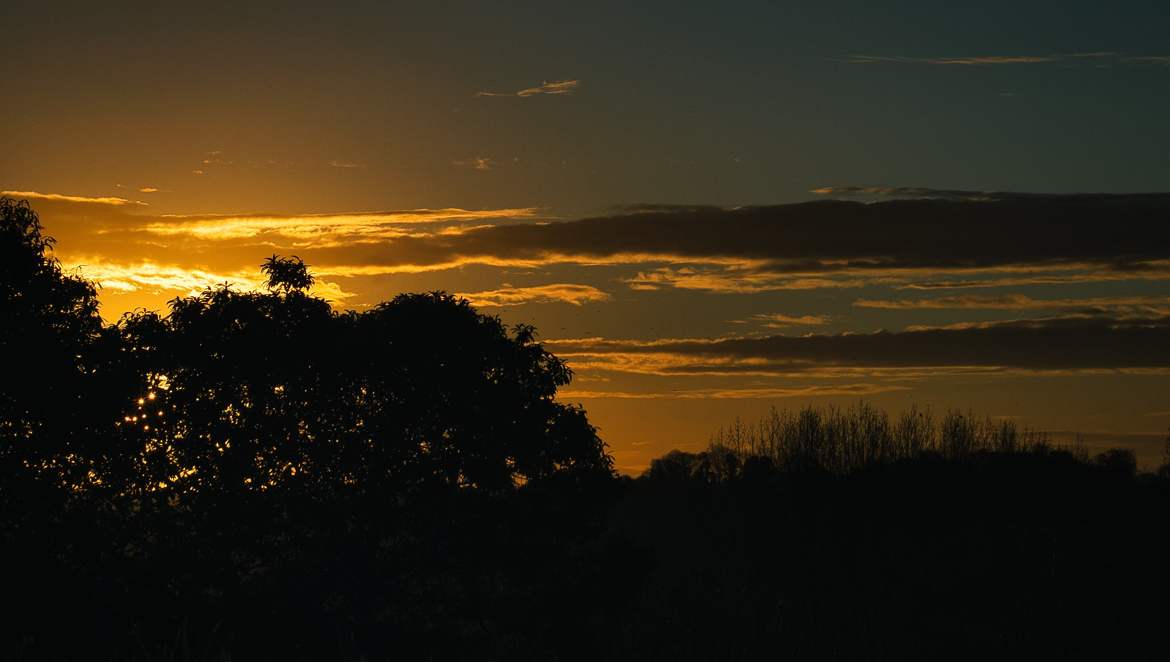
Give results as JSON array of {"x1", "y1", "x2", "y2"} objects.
[
  {"x1": 0, "y1": 197, "x2": 129, "y2": 491},
  {"x1": 260, "y1": 254, "x2": 315, "y2": 293},
  {"x1": 702, "y1": 402, "x2": 1058, "y2": 477}
]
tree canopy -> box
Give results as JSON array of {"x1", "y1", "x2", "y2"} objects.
[{"x1": 0, "y1": 196, "x2": 613, "y2": 499}]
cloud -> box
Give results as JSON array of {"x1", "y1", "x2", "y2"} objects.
[
  {"x1": 854, "y1": 294, "x2": 1170, "y2": 315},
  {"x1": 544, "y1": 315, "x2": 1170, "y2": 375},
  {"x1": 290, "y1": 194, "x2": 1170, "y2": 277},
  {"x1": 458, "y1": 283, "x2": 610, "y2": 307},
  {"x1": 1123, "y1": 56, "x2": 1170, "y2": 65},
  {"x1": 559, "y1": 384, "x2": 908, "y2": 400},
  {"x1": 476, "y1": 79, "x2": 580, "y2": 97},
  {"x1": 734, "y1": 313, "x2": 833, "y2": 328},
  {"x1": 200, "y1": 151, "x2": 232, "y2": 168},
  {"x1": 810, "y1": 186, "x2": 1001, "y2": 201},
  {"x1": 138, "y1": 187, "x2": 159, "y2": 193},
  {"x1": 848, "y1": 55, "x2": 1059, "y2": 65},
  {"x1": 898, "y1": 267, "x2": 1170, "y2": 290},
  {"x1": 328, "y1": 160, "x2": 365, "y2": 169},
  {"x1": 846, "y1": 52, "x2": 1170, "y2": 66},
  {"x1": 26, "y1": 190, "x2": 1170, "y2": 288},
  {"x1": 626, "y1": 266, "x2": 882, "y2": 293},
  {"x1": 453, "y1": 157, "x2": 495, "y2": 171},
  {"x1": 191, "y1": 170, "x2": 205, "y2": 176},
  {"x1": 62, "y1": 257, "x2": 354, "y2": 304},
  {"x1": 139, "y1": 207, "x2": 540, "y2": 243},
  {"x1": 2, "y1": 190, "x2": 146, "y2": 206}
]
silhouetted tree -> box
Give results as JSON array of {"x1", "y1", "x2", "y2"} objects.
[
  {"x1": 261, "y1": 254, "x2": 315, "y2": 294},
  {"x1": 0, "y1": 197, "x2": 127, "y2": 491},
  {"x1": 110, "y1": 264, "x2": 611, "y2": 496}
]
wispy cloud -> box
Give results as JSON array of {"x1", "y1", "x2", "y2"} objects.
[
  {"x1": 1, "y1": 190, "x2": 147, "y2": 206},
  {"x1": 810, "y1": 186, "x2": 999, "y2": 201},
  {"x1": 1123, "y1": 56, "x2": 1170, "y2": 65},
  {"x1": 846, "y1": 52, "x2": 1170, "y2": 66},
  {"x1": 140, "y1": 207, "x2": 539, "y2": 242},
  {"x1": 848, "y1": 55, "x2": 1058, "y2": 65},
  {"x1": 734, "y1": 313, "x2": 833, "y2": 328},
  {"x1": 453, "y1": 156, "x2": 495, "y2": 171},
  {"x1": 328, "y1": 160, "x2": 365, "y2": 169},
  {"x1": 559, "y1": 384, "x2": 908, "y2": 400},
  {"x1": 63, "y1": 257, "x2": 353, "y2": 303},
  {"x1": 201, "y1": 152, "x2": 232, "y2": 166},
  {"x1": 476, "y1": 79, "x2": 580, "y2": 97},
  {"x1": 626, "y1": 266, "x2": 882, "y2": 293},
  {"x1": 138, "y1": 187, "x2": 159, "y2": 193},
  {"x1": 897, "y1": 266, "x2": 1170, "y2": 290},
  {"x1": 458, "y1": 283, "x2": 610, "y2": 307},
  {"x1": 546, "y1": 314, "x2": 1170, "y2": 376},
  {"x1": 854, "y1": 294, "x2": 1170, "y2": 314}
]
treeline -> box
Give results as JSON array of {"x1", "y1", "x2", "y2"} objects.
[
  {"x1": 664, "y1": 402, "x2": 1155, "y2": 480},
  {"x1": 3, "y1": 196, "x2": 1170, "y2": 660}
]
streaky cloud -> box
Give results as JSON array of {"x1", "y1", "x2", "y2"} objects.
[
  {"x1": 545, "y1": 314, "x2": 1170, "y2": 374},
  {"x1": 476, "y1": 79, "x2": 580, "y2": 97},
  {"x1": 848, "y1": 55, "x2": 1058, "y2": 65},
  {"x1": 733, "y1": 313, "x2": 833, "y2": 328},
  {"x1": 62, "y1": 257, "x2": 354, "y2": 307},
  {"x1": 846, "y1": 52, "x2": 1170, "y2": 66},
  {"x1": 855, "y1": 294, "x2": 1170, "y2": 314},
  {"x1": 304, "y1": 193, "x2": 1170, "y2": 275},
  {"x1": 458, "y1": 283, "x2": 610, "y2": 307},
  {"x1": 559, "y1": 384, "x2": 908, "y2": 400},
  {"x1": 2, "y1": 190, "x2": 147, "y2": 206}
]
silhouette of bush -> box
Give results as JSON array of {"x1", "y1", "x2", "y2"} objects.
[{"x1": 1093, "y1": 447, "x2": 1137, "y2": 476}]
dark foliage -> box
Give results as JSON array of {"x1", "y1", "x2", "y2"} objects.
[{"x1": 3, "y1": 197, "x2": 1169, "y2": 660}]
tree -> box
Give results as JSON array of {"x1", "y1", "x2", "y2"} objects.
[
  {"x1": 0, "y1": 197, "x2": 126, "y2": 489},
  {"x1": 2, "y1": 196, "x2": 614, "y2": 498},
  {"x1": 112, "y1": 261, "x2": 612, "y2": 496},
  {"x1": 260, "y1": 254, "x2": 314, "y2": 294}
]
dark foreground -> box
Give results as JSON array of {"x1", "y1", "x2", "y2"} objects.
[
  {"x1": 5, "y1": 449, "x2": 1169, "y2": 661},
  {"x1": 3, "y1": 196, "x2": 1168, "y2": 659}
]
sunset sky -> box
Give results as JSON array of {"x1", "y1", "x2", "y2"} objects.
[{"x1": 4, "y1": 1, "x2": 1170, "y2": 472}]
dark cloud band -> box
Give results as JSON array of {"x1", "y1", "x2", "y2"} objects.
[
  {"x1": 547, "y1": 315, "x2": 1170, "y2": 372},
  {"x1": 302, "y1": 193, "x2": 1170, "y2": 273}
]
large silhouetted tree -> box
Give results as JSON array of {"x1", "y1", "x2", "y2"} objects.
[
  {"x1": 2, "y1": 197, "x2": 612, "y2": 497},
  {"x1": 110, "y1": 267, "x2": 611, "y2": 496},
  {"x1": 0, "y1": 197, "x2": 131, "y2": 491}
]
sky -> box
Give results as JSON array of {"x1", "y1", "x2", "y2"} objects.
[{"x1": 3, "y1": 1, "x2": 1170, "y2": 472}]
